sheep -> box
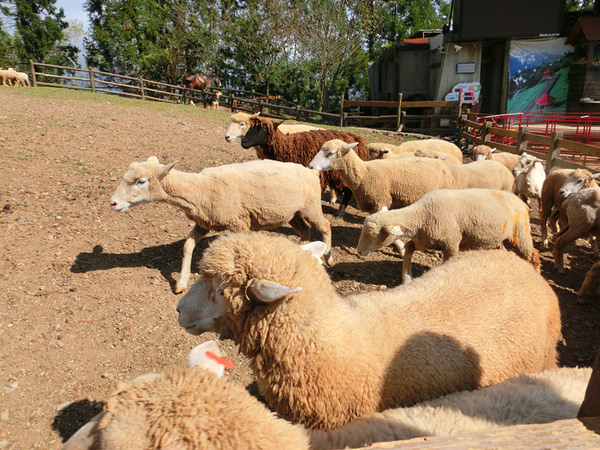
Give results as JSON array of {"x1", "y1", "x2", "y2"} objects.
[
  {"x1": 310, "y1": 367, "x2": 591, "y2": 449},
  {"x1": 64, "y1": 339, "x2": 589, "y2": 449},
  {"x1": 225, "y1": 112, "x2": 322, "y2": 143},
  {"x1": 8, "y1": 68, "x2": 30, "y2": 87},
  {"x1": 62, "y1": 340, "x2": 310, "y2": 450},
  {"x1": 371, "y1": 139, "x2": 463, "y2": 162},
  {"x1": 471, "y1": 144, "x2": 520, "y2": 172},
  {"x1": 367, "y1": 142, "x2": 396, "y2": 159},
  {"x1": 553, "y1": 187, "x2": 600, "y2": 273},
  {"x1": 413, "y1": 148, "x2": 463, "y2": 166},
  {"x1": 176, "y1": 231, "x2": 562, "y2": 430},
  {"x1": 356, "y1": 189, "x2": 540, "y2": 284},
  {"x1": 577, "y1": 261, "x2": 600, "y2": 304},
  {"x1": 512, "y1": 153, "x2": 546, "y2": 209},
  {"x1": 0, "y1": 68, "x2": 17, "y2": 86},
  {"x1": 448, "y1": 160, "x2": 515, "y2": 191},
  {"x1": 308, "y1": 140, "x2": 455, "y2": 213},
  {"x1": 110, "y1": 156, "x2": 332, "y2": 293},
  {"x1": 241, "y1": 116, "x2": 372, "y2": 218},
  {"x1": 540, "y1": 168, "x2": 600, "y2": 248}
]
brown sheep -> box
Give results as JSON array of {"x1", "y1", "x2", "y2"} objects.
[{"x1": 241, "y1": 116, "x2": 371, "y2": 218}]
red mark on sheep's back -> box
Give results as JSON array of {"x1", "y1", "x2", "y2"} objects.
[{"x1": 206, "y1": 351, "x2": 234, "y2": 369}]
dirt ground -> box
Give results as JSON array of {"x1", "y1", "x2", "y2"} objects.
[{"x1": 0, "y1": 87, "x2": 599, "y2": 449}]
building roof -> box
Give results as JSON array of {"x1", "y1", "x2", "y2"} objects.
[{"x1": 566, "y1": 16, "x2": 600, "y2": 45}]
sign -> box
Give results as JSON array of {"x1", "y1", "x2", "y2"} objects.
[
  {"x1": 456, "y1": 62, "x2": 476, "y2": 74},
  {"x1": 444, "y1": 82, "x2": 481, "y2": 105}
]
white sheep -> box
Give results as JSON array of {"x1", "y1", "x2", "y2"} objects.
[
  {"x1": 0, "y1": 68, "x2": 17, "y2": 86},
  {"x1": 310, "y1": 367, "x2": 591, "y2": 449},
  {"x1": 472, "y1": 144, "x2": 520, "y2": 172},
  {"x1": 8, "y1": 68, "x2": 30, "y2": 87},
  {"x1": 512, "y1": 153, "x2": 546, "y2": 209},
  {"x1": 225, "y1": 112, "x2": 321, "y2": 145},
  {"x1": 62, "y1": 340, "x2": 310, "y2": 449},
  {"x1": 357, "y1": 189, "x2": 540, "y2": 284},
  {"x1": 177, "y1": 231, "x2": 561, "y2": 430},
  {"x1": 540, "y1": 168, "x2": 600, "y2": 248},
  {"x1": 413, "y1": 148, "x2": 463, "y2": 166},
  {"x1": 308, "y1": 140, "x2": 456, "y2": 213},
  {"x1": 553, "y1": 187, "x2": 600, "y2": 273},
  {"x1": 110, "y1": 157, "x2": 332, "y2": 293},
  {"x1": 448, "y1": 160, "x2": 515, "y2": 191},
  {"x1": 367, "y1": 142, "x2": 396, "y2": 159},
  {"x1": 371, "y1": 138, "x2": 463, "y2": 162}
]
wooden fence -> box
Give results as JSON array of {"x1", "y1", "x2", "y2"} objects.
[
  {"x1": 27, "y1": 61, "x2": 467, "y2": 135},
  {"x1": 460, "y1": 116, "x2": 600, "y2": 172}
]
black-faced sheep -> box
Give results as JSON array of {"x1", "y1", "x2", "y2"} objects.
[
  {"x1": 540, "y1": 168, "x2": 600, "y2": 248},
  {"x1": 471, "y1": 144, "x2": 520, "y2": 172},
  {"x1": 110, "y1": 157, "x2": 332, "y2": 293},
  {"x1": 62, "y1": 341, "x2": 310, "y2": 449},
  {"x1": 357, "y1": 189, "x2": 540, "y2": 284},
  {"x1": 240, "y1": 116, "x2": 371, "y2": 218},
  {"x1": 553, "y1": 187, "x2": 600, "y2": 273},
  {"x1": 225, "y1": 112, "x2": 322, "y2": 144},
  {"x1": 308, "y1": 140, "x2": 456, "y2": 213},
  {"x1": 177, "y1": 232, "x2": 561, "y2": 430},
  {"x1": 448, "y1": 160, "x2": 514, "y2": 191}
]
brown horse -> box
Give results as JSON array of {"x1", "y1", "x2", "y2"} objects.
[{"x1": 182, "y1": 74, "x2": 221, "y2": 104}]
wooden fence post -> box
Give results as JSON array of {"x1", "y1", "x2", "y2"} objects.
[
  {"x1": 546, "y1": 131, "x2": 562, "y2": 174},
  {"x1": 339, "y1": 93, "x2": 345, "y2": 127},
  {"x1": 89, "y1": 67, "x2": 96, "y2": 93},
  {"x1": 139, "y1": 77, "x2": 145, "y2": 100},
  {"x1": 482, "y1": 122, "x2": 491, "y2": 144},
  {"x1": 396, "y1": 93, "x2": 403, "y2": 131},
  {"x1": 28, "y1": 60, "x2": 37, "y2": 88},
  {"x1": 515, "y1": 126, "x2": 528, "y2": 155},
  {"x1": 295, "y1": 104, "x2": 300, "y2": 121}
]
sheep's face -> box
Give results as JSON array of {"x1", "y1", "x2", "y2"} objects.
[
  {"x1": 559, "y1": 170, "x2": 599, "y2": 198},
  {"x1": 177, "y1": 275, "x2": 228, "y2": 335},
  {"x1": 309, "y1": 140, "x2": 356, "y2": 172},
  {"x1": 225, "y1": 121, "x2": 247, "y2": 143},
  {"x1": 110, "y1": 160, "x2": 175, "y2": 212},
  {"x1": 241, "y1": 118, "x2": 271, "y2": 149},
  {"x1": 357, "y1": 218, "x2": 399, "y2": 257}
]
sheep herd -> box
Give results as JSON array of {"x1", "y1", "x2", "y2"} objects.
[
  {"x1": 0, "y1": 67, "x2": 30, "y2": 87},
  {"x1": 65, "y1": 113, "x2": 600, "y2": 449}
]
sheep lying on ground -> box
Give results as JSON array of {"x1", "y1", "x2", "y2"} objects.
[
  {"x1": 471, "y1": 145, "x2": 520, "y2": 172},
  {"x1": 311, "y1": 367, "x2": 590, "y2": 449},
  {"x1": 540, "y1": 168, "x2": 600, "y2": 247},
  {"x1": 308, "y1": 140, "x2": 455, "y2": 213},
  {"x1": 356, "y1": 189, "x2": 540, "y2": 284},
  {"x1": 177, "y1": 232, "x2": 561, "y2": 430},
  {"x1": 448, "y1": 160, "x2": 514, "y2": 191},
  {"x1": 414, "y1": 148, "x2": 463, "y2": 166},
  {"x1": 370, "y1": 138, "x2": 463, "y2": 162},
  {"x1": 62, "y1": 341, "x2": 310, "y2": 450},
  {"x1": 512, "y1": 153, "x2": 546, "y2": 209},
  {"x1": 553, "y1": 187, "x2": 600, "y2": 273},
  {"x1": 110, "y1": 157, "x2": 332, "y2": 293},
  {"x1": 577, "y1": 262, "x2": 600, "y2": 304},
  {"x1": 241, "y1": 116, "x2": 371, "y2": 218}
]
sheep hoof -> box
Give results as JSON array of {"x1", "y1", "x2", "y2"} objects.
[
  {"x1": 324, "y1": 251, "x2": 334, "y2": 267},
  {"x1": 542, "y1": 239, "x2": 549, "y2": 248},
  {"x1": 174, "y1": 282, "x2": 187, "y2": 294}
]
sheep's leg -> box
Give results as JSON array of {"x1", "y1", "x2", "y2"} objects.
[
  {"x1": 392, "y1": 239, "x2": 405, "y2": 257},
  {"x1": 401, "y1": 241, "x2": 416, "y2": 284},
  {"x1": 175, "y1": 225, "x2": 209, "y2": 294},
  {"x1": 590, "y1": 235, "x2": 599, "y2": 258},
  {"x1": 289, "y1": 213, "x2": 311, "y2": 243},
  {"x1": 335, "y1": 187, "x2": 354, "y2": 219},
  {"x1": 553, "y1": 226, "x2": 580, "y2": 274},
  {"x1": 540, "y1": 203, "x2": 554, "y2": 248},
  {"x1": 302, "y1": 213, "x2": 334, "y2": 267}
]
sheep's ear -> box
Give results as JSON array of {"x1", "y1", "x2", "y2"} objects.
[
  {"x1": 300, "y1": 241, "x2": 328, "y2": 259},
  {"x1": 247, "y1": 279, "x2": 302, "y2": 303},
  {"x1": 187, "y1": 340, "x2": 232, "y2": 377},
  {"x1": 591, "y1": 173, "x2": 600, "y2": 180},
  {"x1": 157, "y1": 161, "x2": 177, "y2": 180},
  {"x1": 380, "y1": 149, "x2": 390, "y2": 155},
  {"x1": 147, "y1": 155, "x2": 160, "y2": 163},
  {"x1": 379, "y1": 206, "x2": 389, "y2": 212},
  {"x1": 490, "y1": 148, "x2": 498, "y2": 153},
  {"x1": 340, "y1": 142, "x2": 359, "y2": 156},
  {"x1": 252, "y1": 111, "x2": 260, "y2": 117},
  {"x1": 384, "y1": 224, "x2": 403, "y2": 236}
]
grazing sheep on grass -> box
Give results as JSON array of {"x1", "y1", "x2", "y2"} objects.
[
  {"x1": 553, "y1": 187, "x2": 600, "y2": 273},
  {"x1": 62, "y1": 341, "x2": 310, "y2": 450},
  {"x1": 512, "y1": 153, "x2": 546, "y2": 209},
  {"x1": 448, "y1": 160, "x2": 514, "y2": 191},
  {"x1": 357, "y1": 189, "x2": 540, "y2": 284},
  {"x1": 308, "y1": 140, "x2": 455, "y2": 213},
  {"x1": 110, "y1": 157, "x2": 332, "y2": 293},
  {"x1": 377, "y1": 139, "x2": 463, "y2": 162},
  {"x1": 540, "y1": 168, "x2": 600, "y2": 247},
  {"x1": 177, "y1": 232, "x2": 561, "y2": 430},
  {"x1": 472, "y1": 145, "x2": 520, "y2": 172},
  {"x1": 241, "y1": 116, "x2": 371, "y2": 218}
]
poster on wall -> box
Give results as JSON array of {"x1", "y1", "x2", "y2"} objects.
[{"x1": 507, "y1": 38, "x2": 574, "y2": 113}]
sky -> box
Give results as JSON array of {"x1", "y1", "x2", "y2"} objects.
[{"x1": 56, "y1": 0, "x2": 90, "y2": 29}]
